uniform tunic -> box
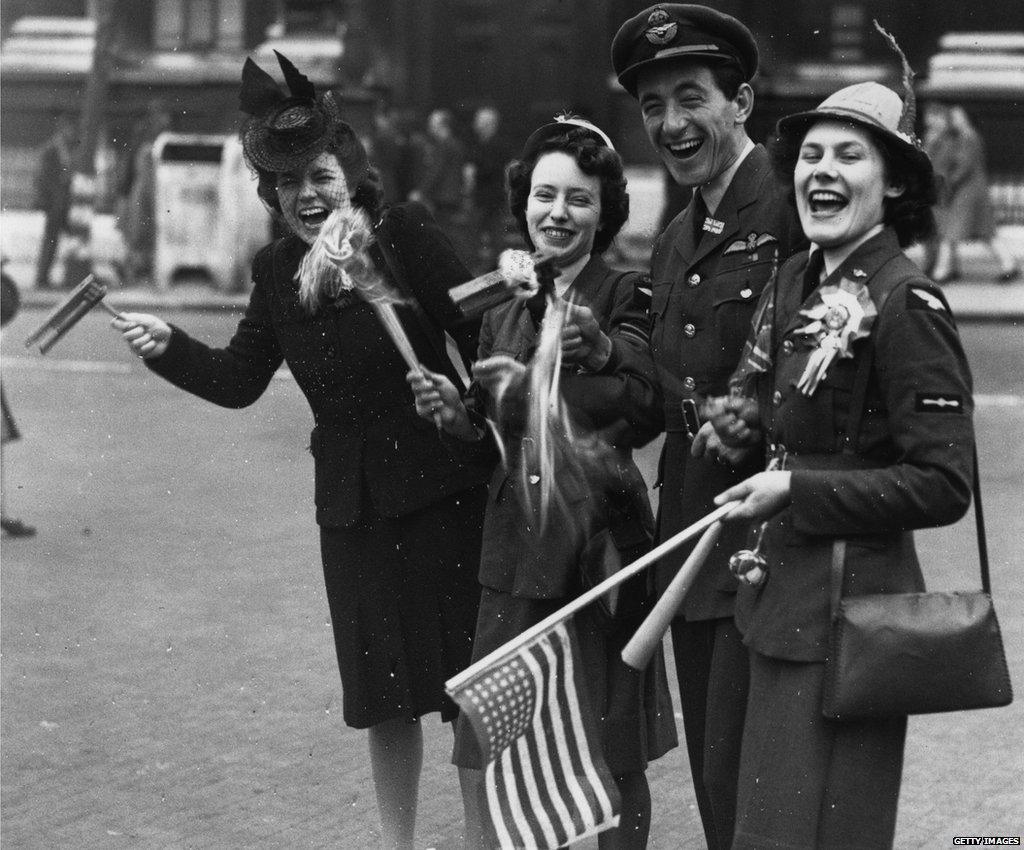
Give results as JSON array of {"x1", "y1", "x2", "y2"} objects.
[
  {"x1": 646, "y1": 143, "x2": 804, "y2": 848},
  {"x1": 731, "y1": 227, "x2": 975, "y2": 849},
  {"x1": 146, "y1": 202, "x2": 491, "y2": 728},
  {"x1": 450, "y1": 256, "x2": 677, "y2": 774}
]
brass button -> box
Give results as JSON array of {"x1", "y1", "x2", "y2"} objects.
[
  {"x1": 782, "y1": 339, "x2": 794, "y2": 355},
  {"x1": 740, "y1": 287, "x2": 753, "y2": 299},
  {"x1": 773, "y1": 390, "x2": 783, "y2": 406},
  {"x1": 683, "y1": 323, "x2": 696, "y2": 338},
  {"x1": 687, "y1": 273, "x2": 701, "y2": 287},
  {"x1": 683, "y1": 376, "x2": 696, "y2": 391}
]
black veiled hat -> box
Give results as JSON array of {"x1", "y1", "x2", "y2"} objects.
[{"x1": 239, "y1": 51, "x2": 368, "y2": 187}]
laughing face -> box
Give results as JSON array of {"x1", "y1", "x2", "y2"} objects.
[
  {"x1": 525, "y1": 151, "x2": 602, "y2": 268},
  {"x1": 794, "y1": 120, "x2": 903, "y2": 251},
  {"x1": 276, "y1": 152, "x2": 352, "y2": 244},
  {"x1": 636, "y1": 61, "x2": 751, "y2": 188}
]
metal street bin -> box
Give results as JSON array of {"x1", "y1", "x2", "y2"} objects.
[
  {"x1": 152, "y1": 133, "x2": 272, "y2": 291},
  {"x1": 153, "y1": 133, "x2": 227, "y2": 291}
]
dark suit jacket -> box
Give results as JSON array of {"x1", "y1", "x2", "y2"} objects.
[
  {"x1": 736, "y1": 228, "x2": 975, "y2": 661},
  {"x1": 453, "y1": 256, "x2": 660, "y2": 598},
  {"x1": 648, "y1": 145, "x2": 806, "y2": 620},
  {"x1": 147, "y1": 202, "x2": 490, "y2": 528}
]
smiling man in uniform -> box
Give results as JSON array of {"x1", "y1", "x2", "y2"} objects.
[{"x1": 611, "y1": 6, "x2": 804, "y2": 847}]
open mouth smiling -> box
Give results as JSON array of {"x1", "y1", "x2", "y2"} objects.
[
  {"x1": 808, "y1": 190, "x2": 848, "y2": 215},
  {"x1": 541, "y1": 226, "x2": 575, "y2": 242},
  {"x1": 298, "y1": 206, "x2": 330, "y2": 227},
  {"x1": 666, "y1": 138, "x2": 703, "y2": 160}
]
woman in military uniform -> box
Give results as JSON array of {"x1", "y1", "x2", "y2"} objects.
[
  {"x1": 706, "y1": 80, "x2": 975, "y2": 848},
  {"x1": 409, "y1": 117, "x2": 676, "y2": 849}
]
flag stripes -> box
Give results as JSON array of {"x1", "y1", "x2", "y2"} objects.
[{"x1": 454, "y1": 621, "x2": 620, "y2": 849}]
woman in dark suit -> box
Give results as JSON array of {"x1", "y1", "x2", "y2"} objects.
[
  {"x1": 410, "y1": 117, "x2": 677, "y2": 849},
  {"x1": 702, "y1": 81, "x2": 975, "y2": 848},
  {"x1": 112, "y1": 53, "x2": 488, "y2": 849}
]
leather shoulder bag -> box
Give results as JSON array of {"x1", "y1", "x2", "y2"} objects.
[{"x1": 821, "y1": 327, "x2": 1013, "y2": 720}]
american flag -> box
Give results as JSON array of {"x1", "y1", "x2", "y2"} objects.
[{"x1": 448, "y1": 620, "x2": 620, "y2": 849}]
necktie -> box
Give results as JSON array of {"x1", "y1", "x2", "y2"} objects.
[
  {"x1": 690, "y1": 190, "x2": 708, "y2": 246},
  {"x1": 801, "y1": 250, "x2": 825, "y2": 301}
]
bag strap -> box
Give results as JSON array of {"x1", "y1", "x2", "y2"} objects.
[{"x1": 831, "y1": 288, "x2": 989, "y2": 613}]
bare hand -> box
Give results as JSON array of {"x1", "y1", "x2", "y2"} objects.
[
  {"x1": 703, "y1": 395, "x2": 761, "y2": 448},
  {"x1": 691, "y1": 420, "x2": 756, "y2": 466},
  {"x1": 472, "y1": 355, "x2": 527, "y2": 399},
  {"x1": 112, "y1": 312, "x2": 171, "y2": 359},
  {"x1": 406, "y1": 367, "x2": 476, "y2": 438},
  {"x1": 714, "y1": 470, "x2": 792, "y2": 523},
  {"x1": 561, "y1": 303, "x2": 611, "y2": 370}
]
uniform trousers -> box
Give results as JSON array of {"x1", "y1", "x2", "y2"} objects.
[
  {"x1": 670, "y1": 616, "x2": 749, "y2": 850},
  {"x1": 732, "y1": 652, "x2": 906, "y2": 850}
]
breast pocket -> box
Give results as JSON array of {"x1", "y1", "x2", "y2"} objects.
[{"x1": 710, "y1": 256, "x2": 773, "y2": 356}]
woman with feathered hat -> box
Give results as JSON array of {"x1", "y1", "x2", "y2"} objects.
[
  {"x1": 111, "y1": 52, "x2": 490, "y2": 847},
  {"x1": 699, "y1": 32, "x2": 976, "y2": 848}
]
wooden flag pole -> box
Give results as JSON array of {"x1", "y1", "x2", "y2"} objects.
[
  {"x1": 621, "y1": 521, "x2": 723, "y2": 670},
  {"x1": 446, "y1": 500, "x2": 740, "y2": 693}
]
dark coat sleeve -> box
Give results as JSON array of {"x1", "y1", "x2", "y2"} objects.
[
  {"x1": 563, "y1": 271, "x2": 663, "y2": 448},
  {"x1": 145, "y1": 244, "x2": 283, "y2": 407},
  {"x1": 378, "y1": 202, "x2": 480, "y2": 370}
]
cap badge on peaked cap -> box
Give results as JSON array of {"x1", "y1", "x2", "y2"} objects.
[{"x1": 645, "y1": 7, "x2": 678, "y2": 45}]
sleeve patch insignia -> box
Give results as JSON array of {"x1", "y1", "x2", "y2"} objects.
[
  {"x1": 908, "y1": 287, "x2": 947, "y2": 312},
  {"x1": 915, "y1": 392, "x2": 964, "y2": 413}
]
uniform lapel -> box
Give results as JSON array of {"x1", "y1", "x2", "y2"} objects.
[
  {"x1": 674, "y1": 145, "x2": 771, "y2": 269},
  {"x1": 781, "y1": 229, "x2": 904, "y2": 337}
]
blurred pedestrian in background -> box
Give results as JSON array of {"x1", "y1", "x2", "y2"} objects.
[
  {"x1": 463, "y1": 106, "x2": 513, "y2": 272},
  {"x1": 708, "y1": 78, "x2": 974, "y2": 850},
  {"x1": 925, "y1": 102, "x2": 1020, "y2": 283},
  {"x1": 32, "y1": 112, "x2": 78, "y2": 290},
  {"x1": 114, "y1": 100, "x2": 172, "y2": 287},
  {"x1": 111, "y1": 52, "x2": 488, "y2": 850},
  {"x1": 408, "y1": 108, "x2": 470, "y2": 260},
  {"x1": 409, "y1": 115, "x2": 677, "y2": 849},
  {"x1": 610, "y1": 6, "x2": 805, "y2": 847},
  {"x1": 1, "y1": 257, "x2": 36, "y2": 537},
  {"x1": 368, "y1": 103, "x2": 411, "y2": 205}
]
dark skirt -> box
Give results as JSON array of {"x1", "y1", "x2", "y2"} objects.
[
  {"x1": 1, "y1": 386, "x2": 20, "y2": 444},
  {"x1": 452, "y1": 586, "x2": 678, "y2": 775},
  {"x1": 319, "y1": 485, "x2": 487, "y2": 729},
  {"x1": 733, "y1": 651, "x2": 906, "y2": 850}
]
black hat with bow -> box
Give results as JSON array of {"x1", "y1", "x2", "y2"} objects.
[{"x1": 239, "y1": 51, "x2": 368, "y2": 189}]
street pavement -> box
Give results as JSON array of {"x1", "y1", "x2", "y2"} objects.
[{"x1": 2, "y1": 303, "x2": 1022, "y2": 848}]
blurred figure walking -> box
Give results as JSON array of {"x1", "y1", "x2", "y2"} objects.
[
  {"x1": 464, "y1": 106, "x2": 513, "y2": 272},
  {"x1": 114, "y1": 100, "x2": 172, "y2": 287},
  {"x1": 926, "y1": 103, "x2": 1020, "y2": 283},
  {"x1": 32, "y1": 113, "x2": 78, "y2": 290},
  {"x1": 408, "y1": 109, "x2": 470, "y2": 259}
]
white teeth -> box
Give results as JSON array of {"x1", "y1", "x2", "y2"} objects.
[
  {"x1": 809, "y1": 191, "x2": 846, "y2": 203},
  {"x1": 669, "y1": 139, "x2": 701, "y2": 152}
]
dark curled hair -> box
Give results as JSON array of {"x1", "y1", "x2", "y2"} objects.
[
  {"x1": 769, "y1": 121, "x2": 937, "y2": 247},
  {"x1": 506, "y1": 128, "x2": 629, "y2": 255}
]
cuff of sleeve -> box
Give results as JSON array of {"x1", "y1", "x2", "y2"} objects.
[
  {"x1": 144, "y1": 325, "x2": 186, "y2": 374},
  {"x1": 788, "y1": 469, "x2": 829, "y2": 535}
]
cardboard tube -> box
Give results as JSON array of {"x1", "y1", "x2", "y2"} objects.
[{"x1": 621, "y1": 521, "x2": 724, "y2": 670}]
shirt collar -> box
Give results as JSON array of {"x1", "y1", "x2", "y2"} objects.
[{"x1": 700, "y1": 137, "x2": 755, "y2": 214}]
